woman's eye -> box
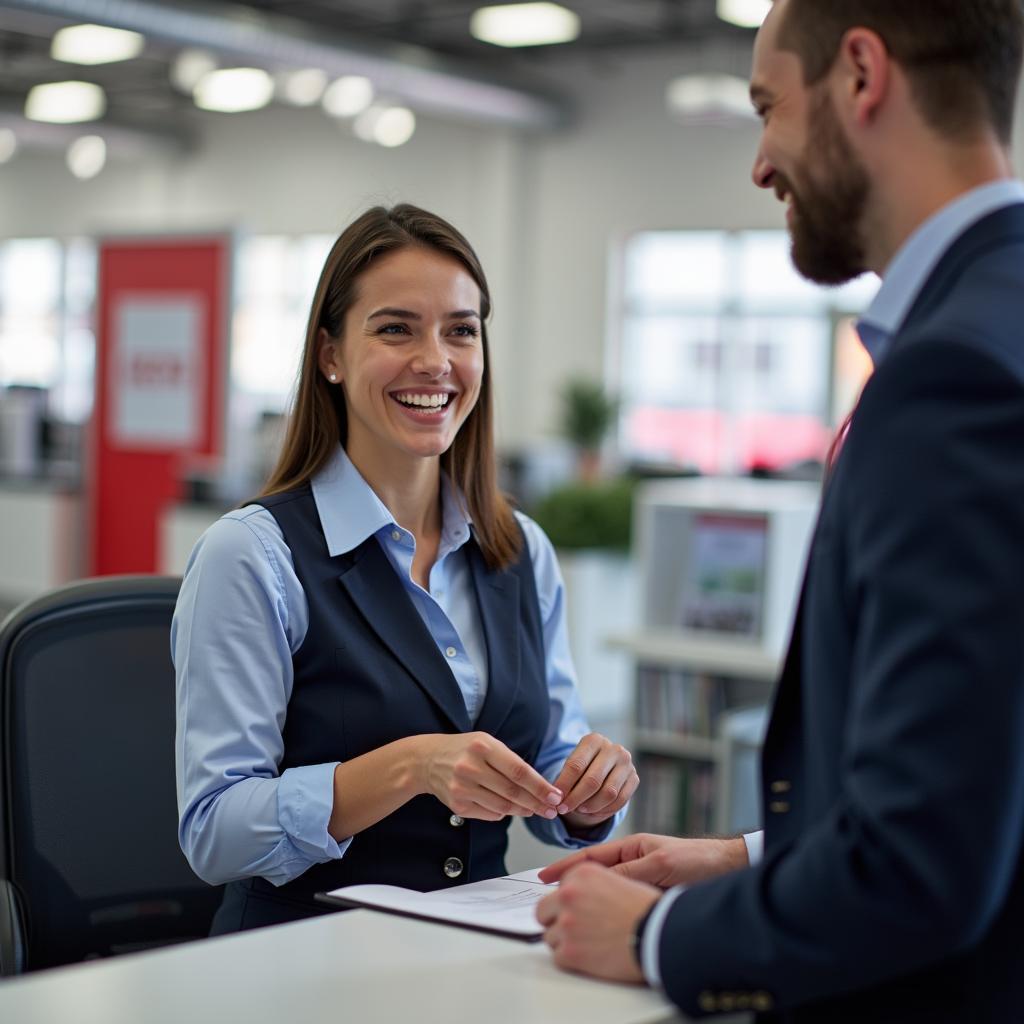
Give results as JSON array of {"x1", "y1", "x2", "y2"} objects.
[
  {"x1": 377, "y1": 323, "x2": 410, "y2": 336},
  {"x1": 451, "y1": 324, "x2": 479, "y2": 338}
]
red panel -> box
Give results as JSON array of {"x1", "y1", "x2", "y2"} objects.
[{"x1": 90, "y1": 238, "x2": 229, "y2": 575}]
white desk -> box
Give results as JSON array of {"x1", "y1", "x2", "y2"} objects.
[{"x1": 0, "y1": 909, "x2": 710, "y2": 1024}]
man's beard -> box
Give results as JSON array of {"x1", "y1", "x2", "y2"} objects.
[{"x1": 782, "y1": 87, "x2": 871, "y2": 285}]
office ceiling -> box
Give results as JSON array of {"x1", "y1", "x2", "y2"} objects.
[
  {"x1": 229, "y1": 0, "x2": 742, "y2": 56},
  {"x1": 0, "y1": 0, "x2": 755, "y2": 150}
]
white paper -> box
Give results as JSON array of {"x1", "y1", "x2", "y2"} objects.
[{"x1": 325, "y1": 869, "x2": 555, "y2": 937}]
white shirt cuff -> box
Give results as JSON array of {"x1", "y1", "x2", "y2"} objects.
[
  {"x1": 743, "y1": 830, "x2": 764, "y2": 866},
  {"x1": 640, "y1": 886, "x2": 686, "y2": 989}
]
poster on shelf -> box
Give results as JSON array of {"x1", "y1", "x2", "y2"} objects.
[{"x1": 678, "y1": 513, "x2": 768, "y2": 639}]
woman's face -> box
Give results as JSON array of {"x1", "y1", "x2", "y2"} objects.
[{"x1": 320, "y1": 245, "x2": 485, "y2": 470}]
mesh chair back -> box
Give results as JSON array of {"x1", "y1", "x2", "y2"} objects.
[{"x1": 0, "y1": 576, "x2": 222, "y2": 973}]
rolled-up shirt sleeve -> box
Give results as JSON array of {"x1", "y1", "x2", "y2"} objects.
[
  {"x1": 515, "y1": 514, "x2": 627, "y2": 849},
  {"x1": 173, "y1": 507, "x2": 350, "y2": 887}
]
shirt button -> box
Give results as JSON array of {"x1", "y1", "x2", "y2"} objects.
[
  {"x1": 449, "y1": 814, "x2": 465, "y2": 827},
  {"x1": 445, "y1": 646, "x2": 457, "y2": 658},
  {"x1": 391, "y1": 529, "x2": 401, "y2": 541},
  {"x1": 443, "y1": 856, "x2": 464, "y2": 879}
]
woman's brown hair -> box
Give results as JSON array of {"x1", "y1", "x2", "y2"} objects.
[{"x1": 260, "y1": 203, "x2": 522, "y2": 570}]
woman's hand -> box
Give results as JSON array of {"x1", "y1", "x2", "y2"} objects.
[
  {"x1": 551, "y1": 733, "x2": 639, "y2": 830},
  {"x1": 413, "y1": 732, "x2": 564, "y2": 822}
]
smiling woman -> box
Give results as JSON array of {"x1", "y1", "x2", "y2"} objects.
[{"x1": 171, "y1": 204, "x2": 639, "y2": 934}]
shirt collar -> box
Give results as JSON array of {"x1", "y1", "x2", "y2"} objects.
[
  {"x1": 857, "y1": 179, "x2": 1024, "y2": 364},
  {"x1": 310, "y1": 445, "x2": 472, "y2": 557}
]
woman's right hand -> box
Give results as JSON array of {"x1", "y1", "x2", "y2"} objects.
[{"x1": 413, "y1": 732, "x2": 565, "y2": 822}]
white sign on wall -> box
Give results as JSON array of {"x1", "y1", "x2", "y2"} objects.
[{"x1": 110, "y1": 295, "x2": 205, "y2": 448}]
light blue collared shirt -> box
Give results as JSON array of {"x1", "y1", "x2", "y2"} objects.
[
  {"x1": 642, "y1": 178, "x2": 1024, "y2": 990},
  {"x1": 174, "y1": 446, "x2": 621, "y2": 887},
  {"x1": 857, "y1": 179, "x2": 1024, "y2": 365}
]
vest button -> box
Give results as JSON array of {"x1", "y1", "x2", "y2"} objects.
[
  {"x1": 443, "y1": 856, "x2": 464, "y2": 879},
  {"x1": 449, "y1": 814, "x2": 465, "y2": 827}
]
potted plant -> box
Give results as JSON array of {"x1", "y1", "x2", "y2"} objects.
[{"x1": 560, "y1": 378, "x2": 619, "y2": 482}]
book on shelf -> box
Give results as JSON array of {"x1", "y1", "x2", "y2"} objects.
[
  {"x1": 636, "y1": 666, "x2": 727, "y2": 736},
  {"x1": 635, "y1": 755, "x2": 715, "y2": 837}
]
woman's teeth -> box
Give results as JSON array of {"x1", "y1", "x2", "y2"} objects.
[{"x1": 394, "y1": 392, "x2": 451, "y2": 408}]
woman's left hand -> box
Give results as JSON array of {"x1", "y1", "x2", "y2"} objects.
[{"x1": 552, "y1": 733, "x2": 638, "y2": 829}]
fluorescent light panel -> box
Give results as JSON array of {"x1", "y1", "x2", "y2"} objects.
[
  {"x1": 471, "y1": 3, "x2": 580, "y2": 47},
  {"x1": 172, "y1": 49, "x2": 217, "y2": 93},
  {"x1": 0, "y1": 129, "x2": 17, "y2": 164},
  {"x1": 51, "y1": 23, "x2": 144, "y2": 65},
  {"x1": 25, "y1": 81, "x2": 106, "y2": 123},
  {"x1": 717, "y1": 0, "x2": 771, "y2": 29},
  {"x1": 666, "y1": 73, "x2": 757, "y2": 122},
  {"x1": 277, "y1": 68, "x2": 328, "y2": 107},
  {"x1": 322, "y1": 75, "x2": 374, "y2": 118},
  {"x1": 193, "y1": 68, "x2": 274, "y2": 113},
  {"x1": 67, "y1": 134, "x2": 106, "y2": 179}
]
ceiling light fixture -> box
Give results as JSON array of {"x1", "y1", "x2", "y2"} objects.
[
  {"x1": 193, "y1": 68, "x2": 274, "y2": 113},
  {"x1": 171, "y1": 49, "x2": 217, "y2": 93},
  {"x1": 0, "y1": 129, "x2": 17, "y2": 164},
  {"x1": 67, "y1": 134, "x2": 107, "y2": 179},
  {"x1": 373, "y1": 106, "x2": 416, "y2": 147},
  {"x1": 716, "y1": 0, "x2": 771, "y2": 29},
  {"x1": 322, "y1": 76, "x2": 375, "y2": 118},
  {"x1": 666, "y1": 73, "x2": 757, "y2": 123},
  {"x1": 277, "y1": 68, "x2": 328, "y2": 107},
  {"x1": 470, "y1": 2, "x2": 581, "y2": 48},
  {"x1": 51, "y1": 23, "x2": 145, "y2": 65},
  {"x1": 25, "y1": 81, "x2": 106, "y2": 124}
]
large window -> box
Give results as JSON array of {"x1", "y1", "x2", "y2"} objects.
[
  {"x1": 617, "y1": 231, "x2": 876, "y2": 474},
  {"x1": 0, "y1": 237, "x2": 96, "y2": 423}
]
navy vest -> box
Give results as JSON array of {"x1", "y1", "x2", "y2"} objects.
[{"x1": 211, "y1": 485, "x2": 549, "y2": 933}]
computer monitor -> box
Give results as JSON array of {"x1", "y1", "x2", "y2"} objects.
[{"x1": 635, "y1": 478, "x2": 819, "y2": 658}]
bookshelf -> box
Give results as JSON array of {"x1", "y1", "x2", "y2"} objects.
[{"x1": 615, "y1": 478, "x2": 819, "y2": 837}]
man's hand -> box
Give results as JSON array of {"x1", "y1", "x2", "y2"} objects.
[
  {"x1": 551, "y1": 733, "x2": 639, "y2": 829},
  {"x1": 539, "y1": 833, "x2": 749, "y2": 888},
  {"x1": 536, "y1": 863, "x2": 660, "y2": 983}
]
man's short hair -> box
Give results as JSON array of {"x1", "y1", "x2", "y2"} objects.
[{"x1": 776, "y1": 0, "x2": 1024, "y2": 144}]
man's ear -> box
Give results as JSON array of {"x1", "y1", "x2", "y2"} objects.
[
  {"x1": 835, "y1": 26, "x2": 890, "y2": 127},
  {"x1": 317, "y1": 326, "x2": 341, "y2": 382}
]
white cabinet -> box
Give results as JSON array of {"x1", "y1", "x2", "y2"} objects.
[{"x1": 613, "y1": 478, "x2": 819, "y2": 836}]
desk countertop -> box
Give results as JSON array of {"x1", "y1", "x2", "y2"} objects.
[{"x1": 0, "y1": 909, "x2": 701, "y2": 1024}]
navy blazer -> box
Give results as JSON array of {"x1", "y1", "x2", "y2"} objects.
[{"x1": 656, "y1": 205, "x2": 1024, "y2": 1022}]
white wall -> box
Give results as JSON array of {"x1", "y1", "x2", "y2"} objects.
[{"x1": 4, "y1": 41, "x2": 1024, "y2": 450}]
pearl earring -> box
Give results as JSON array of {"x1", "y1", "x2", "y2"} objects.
[{"x1": 329, "y1": 373, "x2": 337, "y2": 382}]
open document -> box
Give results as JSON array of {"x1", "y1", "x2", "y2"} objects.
[{"x1": 316, "y1": 868, "x2": 553, "y2": 941}]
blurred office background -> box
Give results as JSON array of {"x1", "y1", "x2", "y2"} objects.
[{"x1": 0, "y1": 0, "x2": 994, "y2": 866}]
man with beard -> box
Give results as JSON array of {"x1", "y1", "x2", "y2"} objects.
[{"x1": 535, "y1": 1, "x2": 1024, "y2": 1021}]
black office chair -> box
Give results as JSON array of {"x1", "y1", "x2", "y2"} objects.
[{"x1": 0, "y1": 575, "x2": 223, "y2": 974}]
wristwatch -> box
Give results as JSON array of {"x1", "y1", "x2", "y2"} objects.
[{"x1": 630, "y1": 901, "x2": 659, "y2": 969}]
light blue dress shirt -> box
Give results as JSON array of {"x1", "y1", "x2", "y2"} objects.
[
  {"x1": 642, "y1": 178, "x2": 1024, "y2": 988},
  {"x1": 174, "y1": 445, "x2": 622, "y2": 888},
  {"x1": 857, "y1": 179, "x2": 1024, "y2": 365}
]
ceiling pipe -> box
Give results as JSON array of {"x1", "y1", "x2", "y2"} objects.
[{"x1": 0, "y1": 0, "x2": 570, "y2": 129}]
